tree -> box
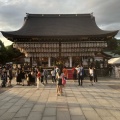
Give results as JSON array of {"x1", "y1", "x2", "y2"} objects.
[
  {"x1": 112, "y1": 46, "x2": 120, "y2": 55},
  {"x1": 102, "y1": 38, "x2": 120, "y2": 55},
  {"x1": 6, "y1": 44, "x2": 24, "y2": 63},
  {"x1": 0, "y1": 40, "x2": 24, "y2": 64},
  {"x1": 0, "y1": 40, "x2": 7, "y2": 64},
  {"x1": 106, "y1": 38, "x2": 118, "y2": 50}
]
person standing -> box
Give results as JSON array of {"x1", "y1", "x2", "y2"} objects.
[
  {"x1": 62, "y1": 66, "x2": 68, "y2": 79},
  {"x1": 89, "y1": 66, "x2": 94, "y2": 85},
  {"x1": 72, "y1": 66, "x2": 77, "y2": 82},
  {"x1": 93, "y1": 67, "x2": 98, "y2": 82},
  {"x1": 31, "y1": 71, "x2": 36, "y2": 85},
  {"x1": 36, "y1": 68, "x2": 41, "y2": 89},
  {"x1": 75, "y1": 65, "x2": 80, "y2": 79},
  {"x1": 55, "y1": 66, "x2": 60, "y2": 81},
  {"x1": 108, "y1": 64, "x2": 113, "y2": 76},
  {"x1": 115, "y1": 65, "x2": 119, "y2": 78},
  {"x1": 29, "y1": 71, "x2": 36, "y2": 86},
  {"x1": 1, "y1": 69, "x2": 7, "y2": 87},
  {"x1": 16, "y1": 69, "x2": 22, "y2": 85},
  {"x1": 44, "y1": 69, "x2": 48, "y2": 84},
  {"x1": 40, "y1": 68, "x2": 44, "y2": 85},
  {"x1": 7, "y1": 67, "x2": 13, "y2": 87},
  {"x1": 77, "y1": 64, "x2": 84, "y2": 86},
  {"x1": 26, "y1": 71, "x2": 31, "y2": 86},
  {"x1": 56, "y1": 68, "x2": 64, "y2": 96},
  {"x1": 21, "y1": 68, "x2": 25, "y2": 86},
  {"x1": 54, "y1": 66, "x2": 57, "y2": 82},
  {"x1": 51, "y1": 69, "x2": 56, "y2": 83}
]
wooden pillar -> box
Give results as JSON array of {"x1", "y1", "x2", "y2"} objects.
[
  {"x1": 59, "y1": 41, "x2": 61, "y2": 57},
  {"x1": 30, "y1": 57, "x2": 32, "y2": 67},
  {"x1": 69, "y1": 56, "x2": 72, "y2": 67},
  {"x1": 48, "y1": 57, "x2": 51, "y2": 67}
]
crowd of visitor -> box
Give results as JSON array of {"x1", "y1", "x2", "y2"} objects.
[
  {"x1": 0, "y1": 65, "x2": 68, "y2": 96},
  {"x1": 3, "y1": 63, "x2": 120, "y2": 96},
  {"x1": 72, "y1": 64, "x2": 98, "y2": 86}
]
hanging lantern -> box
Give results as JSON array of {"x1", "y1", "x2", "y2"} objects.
[
  {"x1": 25, "y1": 53, "x2": 28, "y2": 57},
  {"x1": 105, "y1": 42, "x2": 107, "y2": 47},
  {"x1": 33, "y1": 53, "x2": 35, "y2": 57},
  {"x1": 89, "y1": 42, "x2": 91, "y2": 47},
  {"x1": 36, "y1": 53, "x2": 38, "y2": 57},
  {"x1": 13, "y1": 43, "x2": 17, "y2": 48},
  {"x1": 20, "y1": 48, "x2": 23, "y2": 53}
]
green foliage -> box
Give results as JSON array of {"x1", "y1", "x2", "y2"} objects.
[
  {"x1": 103, "y1": 38, "x2": 120, "y2": 55},
  {"x1": 0, "y1": 40, "x2": 7, "y2": 64},
  {"x1": 0, "y1": 40, "x2": 23, "y2": 64},
  {"x1": 112, "y1": 46, "x2": 120, "y2": 55},
  {"x1": 107, "y1": 38, "x2": 118, "y2": 50}
]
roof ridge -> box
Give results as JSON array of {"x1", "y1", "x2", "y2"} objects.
[{"x1": 26, "y1": 13, "x2": 93, "y2": 18}]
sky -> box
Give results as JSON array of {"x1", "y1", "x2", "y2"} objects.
[{"x1": 0, "y1": 0, "x2": 120, "y2": 46}]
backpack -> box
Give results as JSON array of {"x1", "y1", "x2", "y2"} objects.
[
  {"x1": 44, "y1": 70, "x2": 48, "y2": 76},
  {"x1": 62, "y1": 76, "x2": 66, "y2": 85},
  {"x1": 79, "y1": 68, "x2": 84, "y2": 76}
]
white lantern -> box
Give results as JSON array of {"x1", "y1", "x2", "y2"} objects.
[{"x1": 13, "y1": 43, "x2": 17, "y2": 48}]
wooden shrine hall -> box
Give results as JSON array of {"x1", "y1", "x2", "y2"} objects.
[{"x1": 1, "y1": 13, "x2": 119, "y2": 68}]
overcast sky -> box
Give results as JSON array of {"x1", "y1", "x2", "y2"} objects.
[{"x1": 0, "y1": 0, "x2": 120, "y2": 46}]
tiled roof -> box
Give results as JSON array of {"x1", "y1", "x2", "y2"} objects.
[
  {"x1": 103, "y1": 51, "x2": 120, "y2": 58},
  {"x1": 1, "y1": 13, "x2": 119, "y2": 39}
]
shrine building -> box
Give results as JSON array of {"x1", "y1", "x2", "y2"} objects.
[{"x1": 1, "y1": 13, "x2": 119, "y2": 68}]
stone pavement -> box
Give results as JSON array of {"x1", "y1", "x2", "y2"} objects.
[{"x1": 0, "y1": 77, "x2": 120, "y2": 120}]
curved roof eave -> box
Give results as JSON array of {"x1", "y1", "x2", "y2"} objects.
[
  {"x1": 1, "y1": 30, "x2": 119, "y2": 42},
  {"x1": 1, "y1": 30, "x2": 119, "y2": 37},
  {"x1": 1, "y1": 13, "x2": 119, "y2": 41}
]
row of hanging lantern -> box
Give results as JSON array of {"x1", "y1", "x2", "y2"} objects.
[
  {"x1": 13, "y1": 42, "x2": 59, "y2": 48},
  {"x1": 15, "y1": 44, "x2": 103, "y2": 53},
  {"x1": 84, "y1": 48, "x2": 101, "y2": 52},
  {"x1": 13, "y1": 41, "x2": 107, "y2": 49},
  {"x1": 61, "y1": 41, "x2": 107, "y2": 47},
  {"x1": 22, "y1": 47, "x2": 102, "y2": 53},
  {"x1": 25, "y1": 53, "x2": 60, "y2": 57},
  {"x1": 82, "y1": 42, "x2": 107, "y2": 47},
  {"x1": 25, "y1": 52, "x2": 95, "y2": 57},
  {"x1": 61, "y1": 52, "x2": 94, "y2": 57},
  {"x1": 23, "y1": 48, "x2": 59, "y2": 52},
  {"x1": 13, "y1": 41, "x2": 105, "y2": 57},
  {"x1": 61, "y1": 48, "x2": 101, "y2": 52}
]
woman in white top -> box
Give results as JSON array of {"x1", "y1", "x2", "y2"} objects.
[
  {"x1": 89, "y1": 66, "x2": 94, "y2": 85},
  {"x1": 51, "y1": 69, "x2": 56, "y2": 83}
]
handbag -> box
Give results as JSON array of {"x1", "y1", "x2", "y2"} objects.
[
  {"x1": 27, "y1": 76, "x2": 29, "y2": 81},
  {"x1": 62, "y1": 77, "x2": 66, "y2": 85}
]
